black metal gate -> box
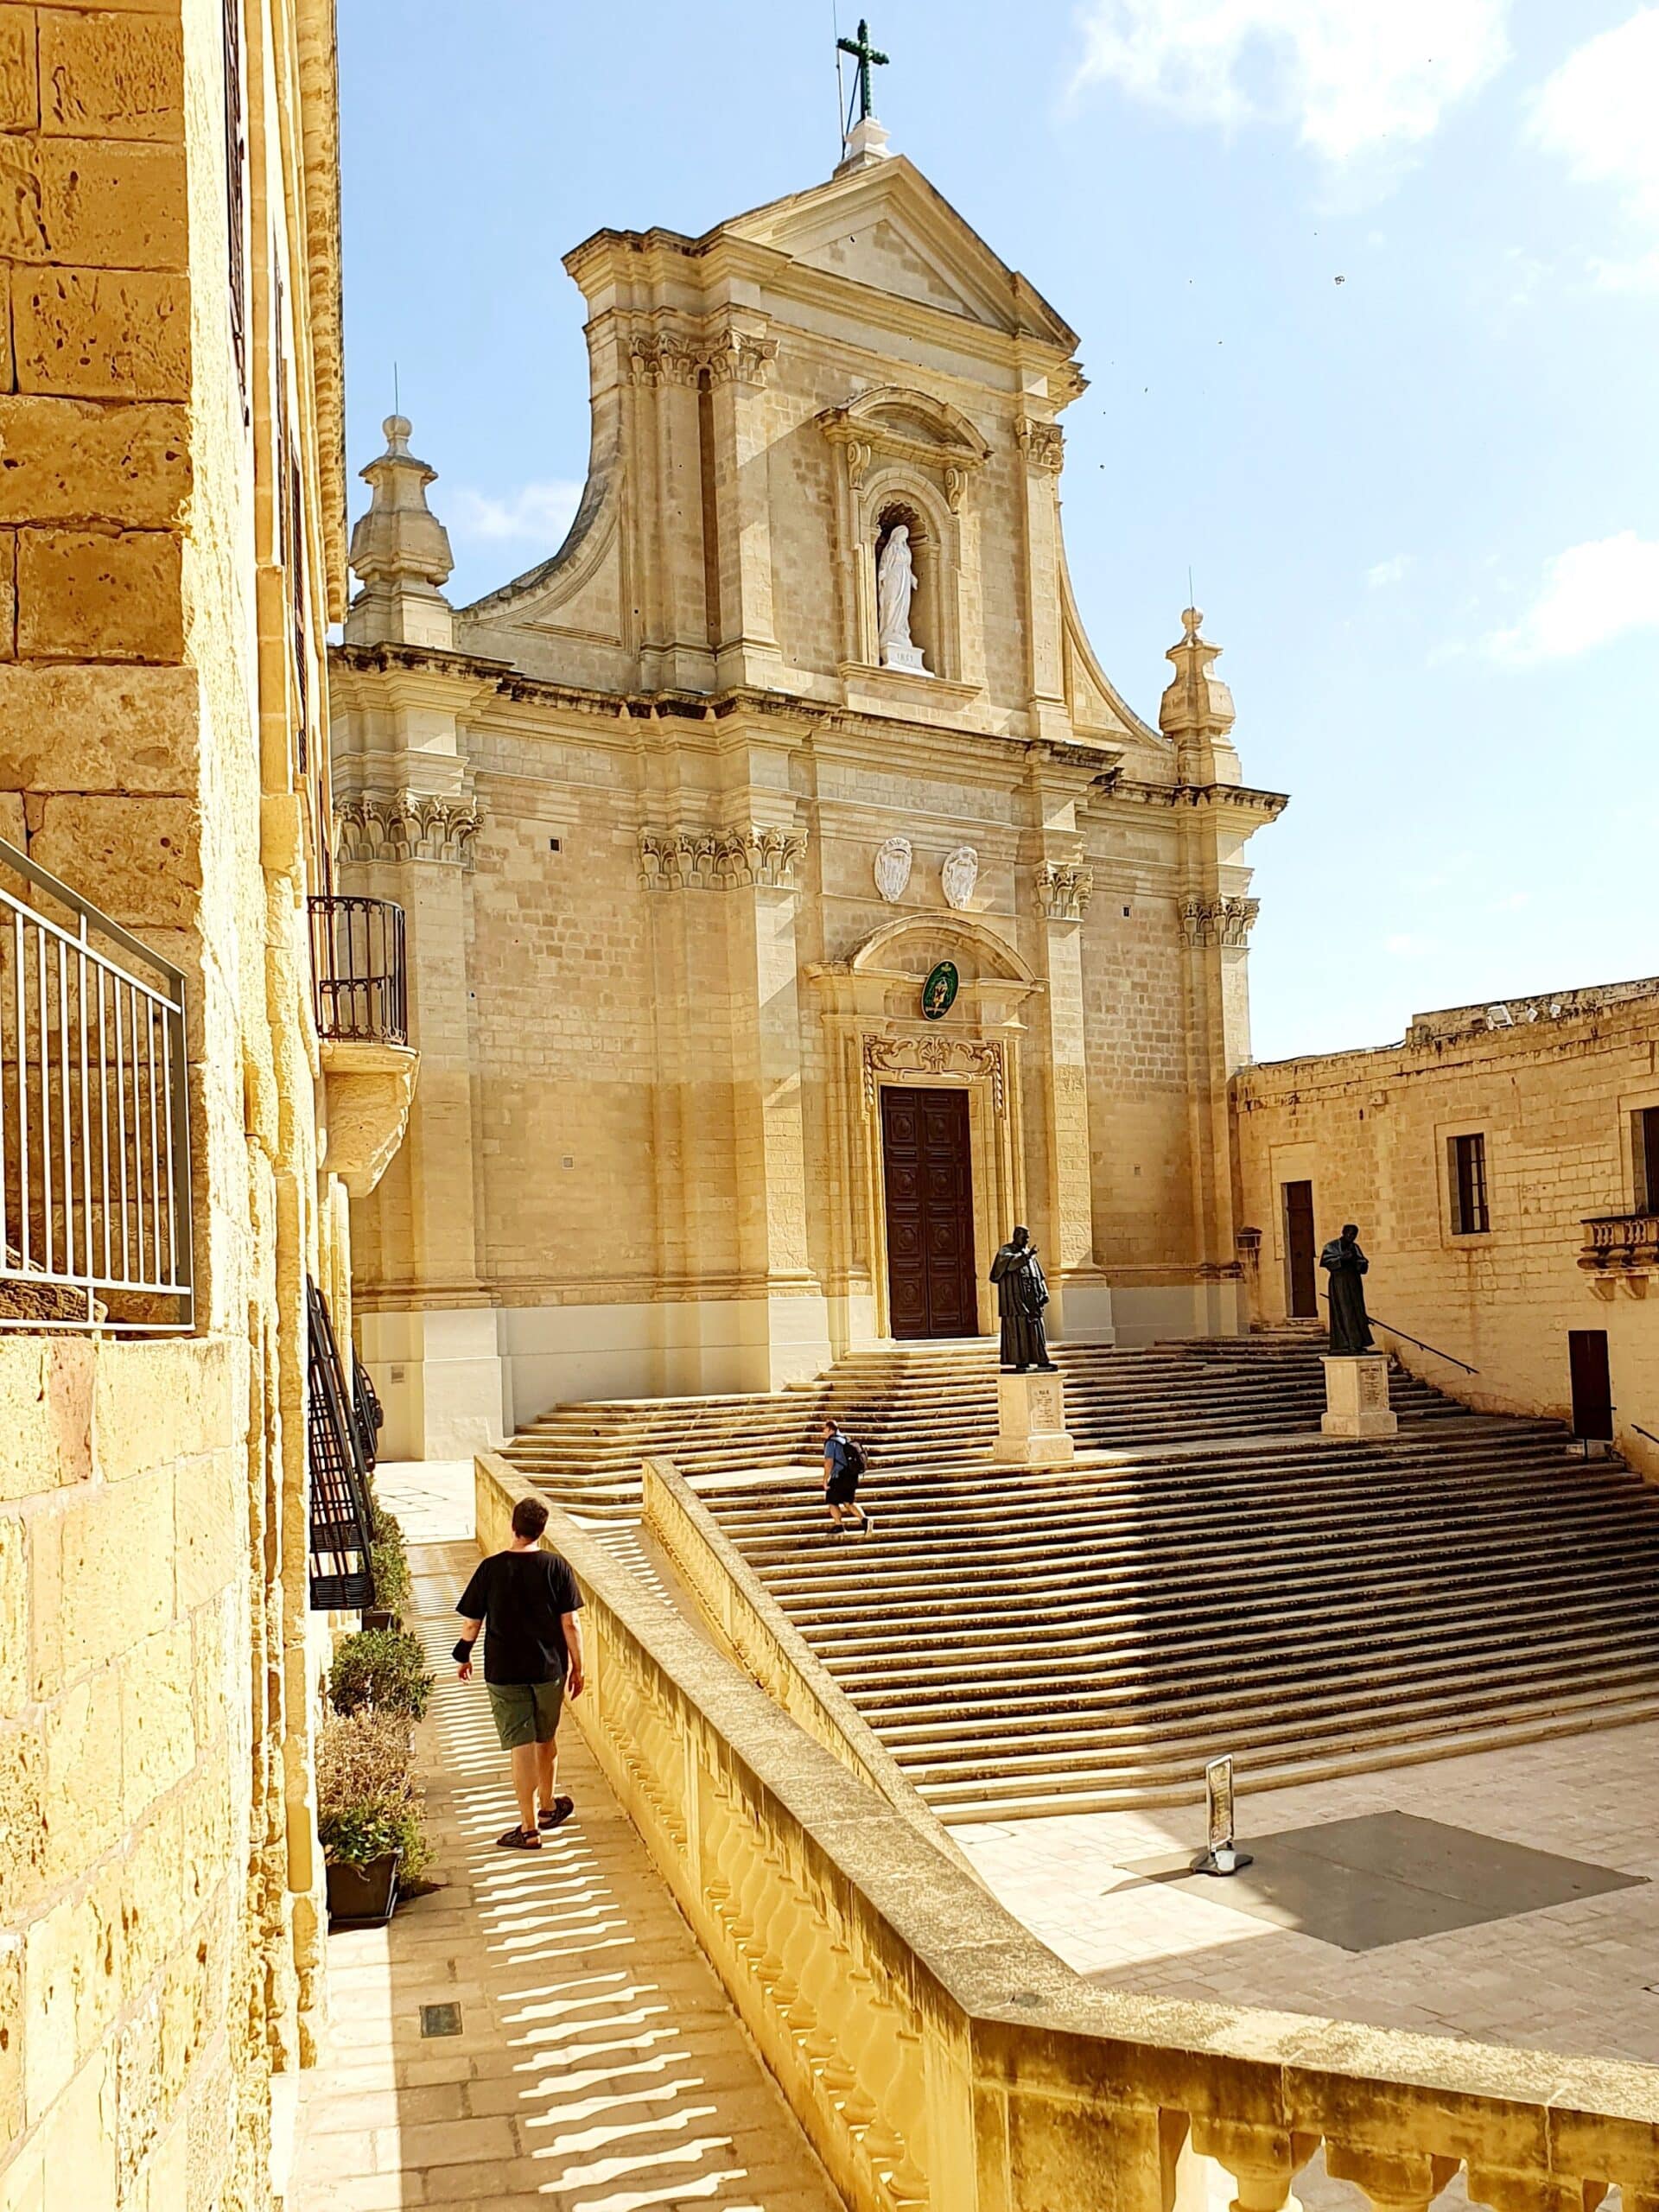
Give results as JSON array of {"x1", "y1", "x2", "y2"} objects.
[{"x1": 307, "y1": 1276, "x2": 376, "y2": 1610}]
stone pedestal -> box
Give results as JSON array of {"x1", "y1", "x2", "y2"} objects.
[
  {"x1": 991, "y1": 1370, "x2": 1076, "y2": 1466},
  {"x1": 1320, "y1": 1354, "x2": 1397, "y2": 1440}
]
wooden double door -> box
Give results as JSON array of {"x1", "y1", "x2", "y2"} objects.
[{"x1": 880, "y1": 1087, "x2": 978, "y2": 1339}]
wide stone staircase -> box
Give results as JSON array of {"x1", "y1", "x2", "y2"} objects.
[
  {"x1": 695, "y1": 1407, "x2": 1659, "y2": 1820},
  {"x1": 501, "y1": 1331, "x2": 1461, "y2": 1519},
  {"x1": 506, "y1": 1335, "x2": 1659, "y2": 1818}
]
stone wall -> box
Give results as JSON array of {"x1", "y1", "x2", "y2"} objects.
[
  {"x1": 1233, "y1": 989, "x2": 1659, "y2": 1476},
  {"x1": 1, "y1": 1337, "x2": 255, "y2": 2207},
  {"x1": 0, "y1": 0, "x2": 358, "y2": 2204}
]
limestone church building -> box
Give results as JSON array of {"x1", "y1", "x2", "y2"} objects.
[{"x1": 332, "y1": 130, "x2": 1287, "y2": 1459}]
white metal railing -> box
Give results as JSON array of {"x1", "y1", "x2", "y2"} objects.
[{"x1": 0, "y1": 834, "x2": 193, "y2": 1331}]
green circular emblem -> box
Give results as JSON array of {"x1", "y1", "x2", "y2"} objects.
[{"x1": 921, "y1": 961, "x2": 959, "y2": 1022}]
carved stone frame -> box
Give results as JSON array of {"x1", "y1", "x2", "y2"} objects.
[
  {"x1": 820, "y1": 387, "x2": 990, "y2": 686},
  {"x1": 809, "y1": 915, "x2": 1039, "y2": 1345}
]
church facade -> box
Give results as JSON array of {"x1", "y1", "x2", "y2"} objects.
[{"x1": 332, "y1": 138, "x2": 1287, "y2": 1458}]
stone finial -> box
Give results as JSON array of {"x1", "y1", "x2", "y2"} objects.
[
  {"x1": 344, "y1": 412, "x2": 456, "y2": 649},
  {"x1": 1159, "y1": 605, "x2": 1239, "y2": 782},
  {"x1": 836, "y1": 112, "x2": 892, "y2": 171}
]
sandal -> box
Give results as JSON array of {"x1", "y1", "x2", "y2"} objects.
[
  {"x1": 537, "y1": 1796, "x2": 575, "y2": 1832},
  {"x1": 496, "y1": 1824, "x2": 542, "y2": 1850}
]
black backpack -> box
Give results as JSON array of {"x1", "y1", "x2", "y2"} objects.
[{"x1": 841, "y1": 1435, "x2": 868, "y2": 1479}]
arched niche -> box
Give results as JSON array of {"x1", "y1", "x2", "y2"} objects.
[
  {"x1": 868, "y1": 474, "x2": 957, "y2": 679},
  {"x1": 818, "y1": 386, "x2": 990, "y2": 683}
]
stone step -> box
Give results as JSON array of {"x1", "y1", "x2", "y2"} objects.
[
  {"x1": 914, "y1": 1687, "x2": 1659, "y2": 1817},
  {"x1": 842, "y1": 1598, "x2": 1659, "y2": 1718}
]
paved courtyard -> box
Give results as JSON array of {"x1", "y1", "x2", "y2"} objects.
[
  {"x1": 289, "y1": 1471, "x2": 838, "y2": 2212},
  {"x1": 957, "y1": 1722, "x2": 1659, "y2": 2065}
]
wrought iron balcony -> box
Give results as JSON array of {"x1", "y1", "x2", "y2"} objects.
[
  {"x1": 1579, "y1": 1211, "x2": 1659, "y2": 1275},
  {"x1": 308, "y1": 893, "x2": 407, "y2": 1046},
  {"x1": 0, "y1": 834, "x2": 193, "y2": 1332}
]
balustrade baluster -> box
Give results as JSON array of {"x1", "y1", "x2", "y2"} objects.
[
  {"x1": 1191, "y1": 2120, "x2": 1319, "y2": 2212},
  {"x1": 1325, "y1": 2143, "x2": 1460, "y2": 2212}
]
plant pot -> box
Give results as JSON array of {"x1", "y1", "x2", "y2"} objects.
[
  {"x1": 361, "y1": 1610, "x2": 401, "y2": 1633},
  {"x1": 327, "y1": 1851, "x2": 400, "y2": 1926}
]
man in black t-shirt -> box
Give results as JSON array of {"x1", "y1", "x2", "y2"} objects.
[{"x1": 454, "y1": 1494, "x2": 585, "y2": 1850}]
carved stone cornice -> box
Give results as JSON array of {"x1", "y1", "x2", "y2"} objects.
[
  {"x1": 638, "y1": 826, "x2": 807, "y2": 892},
  {"x1": 819, "y1": 386, "x2": 991, "y2": 496},
  {"x1": 336, "y1": 789, "x2": 480, "y2": 868},
  {"x1": 1014, "y1": 416, "x2": 1065, "y2": 473},
  {"x1": 627, "y1": 327, "x2": 779, "y2": 388},
  {"x1": 1034, "y1": 861, "x2": 1093, "y2": 922},
  {"x1": 1180, "y1": 895, "x2": 1259, "y2": 950},
  {"x1": 861, "y1": 1033, "x2": 1007, "y2": 1116}
]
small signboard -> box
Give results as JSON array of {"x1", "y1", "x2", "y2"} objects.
[
  {"x1": 921, "y1": 960, "x2": 959, "y2": 1021},
  {"x1": 1206, "y1": 1756, "x2": 1235, "y2": 1855},
  {"x1": 1192, "y1": 1754, "x2": 1252, "y2": 1876}
]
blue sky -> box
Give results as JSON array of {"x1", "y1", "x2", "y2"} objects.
[{"x1": 339, "y1": 2, "x2": 1658, "y2": 1062}]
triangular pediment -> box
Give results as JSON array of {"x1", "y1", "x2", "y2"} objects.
[{"x1": 714, "y1": 158, "x2": 1077, "y2": 349}]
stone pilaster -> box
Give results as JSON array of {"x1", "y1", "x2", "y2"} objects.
[
  {"x1": 1014, "y1": 413, "x2": 1071, "y2": 741},
  {"x1": 1027, "y1": 763, "x2": 1113, "y2": 1342}
]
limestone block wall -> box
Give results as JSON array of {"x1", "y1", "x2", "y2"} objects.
[
  {"x1": 0, "y1": 0, "x2": 355, "y2": 2203},
  {"x1": 1233, "y1": 995, "x2": 1659, "y2": 1473},
  {"x1": 0, "y1": 1337, "x2": 255, "y2": 2209}
]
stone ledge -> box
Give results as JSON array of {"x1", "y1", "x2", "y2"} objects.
[{"x1": 319, "y1": 1039, "x2": 419, "y2": 1198}]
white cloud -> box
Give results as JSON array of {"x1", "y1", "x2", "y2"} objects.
[
  {"x1": 1531, "y1": 10, "x2": 1659, "y2": 290},
  {"x1": 448, "y1": 480, "x2": 582, "y2": 543},
  {"x1": 1071, "y1": 0, "x2": 1510, "y2": 162},
  {"x1": 1487, "y1": 531, "x2": 1659, "y2": 663},
  {"x1": 1367, "y1": 555, "x2": 1409, "y2": 588}
]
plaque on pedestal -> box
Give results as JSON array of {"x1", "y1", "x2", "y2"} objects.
[
  {"x1": 1320, "y1": 1353, "x2": 1397, "y2": 1439},
  {"x1": 991, "y1": 1370, "x2": 1076, "y2": 1466}
]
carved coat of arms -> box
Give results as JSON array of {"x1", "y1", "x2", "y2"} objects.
[
  {"x1": 874, "y1": 835, "x2": 912, "y2": 904},
  {"x1": 940, "y1": 845, "x2": 979, "y2": 911}
]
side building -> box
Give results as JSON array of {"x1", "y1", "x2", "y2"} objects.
[
  {"x1": 1234, "y1": 977, "x2": 1659, "y2": 1475},
  {"x1": 333, "y1": 136, "x2": 1287, "y2": 1459},
  {"x1": 0, "y1": 3, "x2": 415, "y2": 2206}
]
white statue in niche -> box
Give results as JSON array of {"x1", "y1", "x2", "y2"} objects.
[
  {"x1": 875, "y1": 523, "x2": 928, "y2": 674},
  {"x1": 874, "y1": 835, "x2": 912, "y2": 903}
]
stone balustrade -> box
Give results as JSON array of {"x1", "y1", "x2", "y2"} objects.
[
  {"x1": 1579, "y1": 1213, "x2": 1659, "y2": 1276},
  {"x1": 478, "y1": 1452, "x2": 1659, "y2": 2212},
  {"x1": 638, "y1": 1455, "x2": 974, "y2": 1873}
]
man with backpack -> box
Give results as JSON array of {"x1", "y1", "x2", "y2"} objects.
[{"x1": 822, "y1": 1418, "x2": 874, "y2": 1535}]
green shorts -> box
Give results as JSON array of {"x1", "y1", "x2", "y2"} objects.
[{"x1": 486, "y1": 1678, "x2": 565, "y2": 1751}]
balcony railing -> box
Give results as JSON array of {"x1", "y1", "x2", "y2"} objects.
[
  {"x1": 308, "y1": 893, "x2": 407, "y2": 1046},
  {"x1": 0, "y1": 834, "x2": 193, "y2": 1332},
  {"x1": 1579, "y1": 1211, "x2": 1659, "y2": 1273}
]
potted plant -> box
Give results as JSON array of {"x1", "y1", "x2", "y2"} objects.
[
  {"x1": 362, "y1": 1501, "x2": 412, "y2": 1632},
  {"x1": 328, "y1": 1627, "x2": 432, "y2": 1723},
  {"x1": 317, "y1": 1711, "x2": 432, "y2": 1925}
]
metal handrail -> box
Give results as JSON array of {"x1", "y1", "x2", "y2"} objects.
[
  {"x1": 308, "y1": 893, "x2": 407, "y2": 1046},
  {"x1": 0, "y1": 834, "x2": 193, "y2": 1332},
  {"x1": 1630, "y1": 1424, "x2": 1659, "y2": 1450},
  {"x1": 1319, "y1": 1290, "x2": 1477, "y2": 1374}
]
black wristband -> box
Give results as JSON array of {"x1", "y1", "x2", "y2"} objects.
[{"x1": 452, "y1": 1638, "x2": 474, "y2": 1664}]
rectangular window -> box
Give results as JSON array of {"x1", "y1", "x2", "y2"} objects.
[
  {"x1": 1449, "y1": 1133, "x2": 1490, "y2": 1236},
  {"x1": 1635, "y1": 1108, "x2": 1659, "y2": 1213}
]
